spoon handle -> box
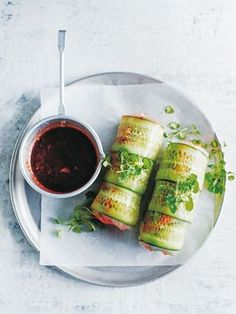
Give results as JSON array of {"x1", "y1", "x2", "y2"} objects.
[{"x1": 58, "y1": 30, "x2": 66, "y2": 115}]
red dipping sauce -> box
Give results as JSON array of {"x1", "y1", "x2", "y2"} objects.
[{"x1": 30, "y1": 125, "x2": 98, "y2": 193}]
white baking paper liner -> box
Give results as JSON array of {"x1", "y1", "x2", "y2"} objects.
[{"x1": 39, "y1": 83, "x2": 214, "y2": 266}]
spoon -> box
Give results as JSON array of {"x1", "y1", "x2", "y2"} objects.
[{"x1": 58, "y1": 30, "x2": 66, "y2": 115}]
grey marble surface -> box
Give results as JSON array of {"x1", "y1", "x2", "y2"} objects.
[{"x1": 0, "y1": 1, "x2": 236, "y2": 313}]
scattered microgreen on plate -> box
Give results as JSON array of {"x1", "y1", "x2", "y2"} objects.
[
  {"x1": 165, "y1": 105, "x2": 175, "y2": 114},
  {"x1": 164, "y1": 123, "x2": 201, "y2": 142},
  {"x1": 53, "y1": 191, "x2": 103, "y2": 237}
]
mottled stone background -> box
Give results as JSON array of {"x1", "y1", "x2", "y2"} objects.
[{"x1": 0, "y1": 1, "x2": 236, "y2": 313}]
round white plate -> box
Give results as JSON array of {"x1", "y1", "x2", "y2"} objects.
[{"x1": 9, "y1": 72, "x2": 224, "y2": 286}]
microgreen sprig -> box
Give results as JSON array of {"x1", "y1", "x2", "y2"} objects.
[
  {"x1": 160, "y1": 174, "x2": 200, "y2": 213},
  {"x1": 190, "y1": 139, "x2": 234, "y2": 194},
  {"x1": 164, "y1": 123, "x2": 201, "y2": 142},
  {"x1": 204, "y1": 141, "x2": 235, "y2": 194},
  {"x1": 103, "y1": 148, "x2": 153, "y2": 182},
  {"x1": 102, "y1": 155, "x2": 112, "y2": 168},
  {"x1": 53, "y1": 191, "x2": 103, "y2": 237},
  {"x1": 165, "y1": 105, "x2": 175, "y2": 114},
  {"x1": 116, "y1": 148, "x2": 153, "y2": 182}
]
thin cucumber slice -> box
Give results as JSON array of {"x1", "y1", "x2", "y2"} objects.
[
  {"x1": 148, "y1": 180, "x2": 199, "y2": 223},
  {"x1": 156, "y1": 142, "x2": 208, "y2": 187},
  {"x1": 104, "y1": 151, "x2": 153, "y2": 195},
  {"x1": 139, "y1": 241, "x2": 178, "y2": 255},
  {"x1": 93, "y1": 210, "x2": 133, "y2": 231},
  {"x1": 91, "y1": 182, "x2": 141, "y2": 227},
  {"x1": 111, "y1": 115, "x2": 164, "y2": 160},
  {"x1": 139, "y1": 211, "x2": 189, "y2": 251}
]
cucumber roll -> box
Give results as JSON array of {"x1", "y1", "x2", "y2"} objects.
[
  {"x1": 111, "y1": 115, "x2": 164, "y2": 160},
  {"x1": 139, "y1": 211, "x2": 189, "y2": 251},
  {"x1": 148, "y1": 179, "x2": 200, "y2": 223},
  {"x1": 104, "y1": 151, "x2": 154, "y2": 195},
  {"x1": 156, "y1": 141, "x2": 208, "y2": 187},
  {"x1": 92, "y1": 115, "x2": 164, "y2": 230},
  {"x1": 91, "y1": 182, "x2": 141, "y2": 230},
  {"x1": 140, "y1": 141, "x2": 208, "y2": 252}
]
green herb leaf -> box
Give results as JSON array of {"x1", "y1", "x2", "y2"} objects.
[
  {"x1": 185, "y1": 197, "x2": 194, "y2": 211},
  {"x1": 228, "y1": 175, "x2": 235, "y2": 181},
  {"x1": 190, "y1": 124, "x2": 201, "y2": 136},
  {"x1": 71, "y1": 225, "x2": 82, "y2": 233},
  {"x1": 210, "y1": 140, "x2": 218, "y2": 148},
  {"x1": 193, "y1": 180, "x2": 200, "y2": 193},
  {"x1": 164, "y1": 124, "x2": 201, "y2": 143},
  {"x1": 168, "y1": 122, "x2": 180, "y2": 130},
  {"x1": 103, "y1": 155, "x2": 112, "y2": 168},
  {"x1": 53, "y1": 218, "x2": 65, "y2": 225},
  {"x1": 143, "y1": 157, "x2": 153, "y2": 169},
  {"x1": 191, "y1": 139, "x2": 209, "y2": 150},
  {"x1": 228, "y1": 172, "x2": 235, "y2": 181},
  {"x1": 165, "y1": 105, "x2": 174, "y2": 114},
  {"x1": 166, "y1": 193, "x2": 178, "y2": 214},
  {"x1": 53, "y1": 192, "x2": 103, "y2": 235},
  {"x1": 204, "y1": 140, "x2": 234, "y2": 194},
  {"x1": 56, "y1": 229, "x2": 63, "y2": 238},
  {"x1": 116, "y1": 149, "x2": 153, "y2": 182},
  {"x1": 205, "y1": 171, "x2": 226, "y2": 194},
  {"x1": 177, "y1": 131, "x2": 187, "y2": 140}
]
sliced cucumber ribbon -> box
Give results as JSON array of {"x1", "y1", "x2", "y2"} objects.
[
  {"x1": 111, "y1": 115, "x2": 164, "y2": 160},
  {"x1": 139, "y1": 211, "x2": 189, "y2": 251},
  {"x1": 91, "y1": 182, "x2": 141, "y2": 226},
  {"x1": 156, "y1": 142, "x2": 208, "y2": 187}
]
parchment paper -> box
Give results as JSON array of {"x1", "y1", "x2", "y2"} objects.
[{"x1": 39, "y1": 83, "x2": 214, "y2": 266}]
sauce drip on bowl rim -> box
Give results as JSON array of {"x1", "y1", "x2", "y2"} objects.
[{"x1": 30, "y1": 122, "x2": 98, "y2": 193}]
